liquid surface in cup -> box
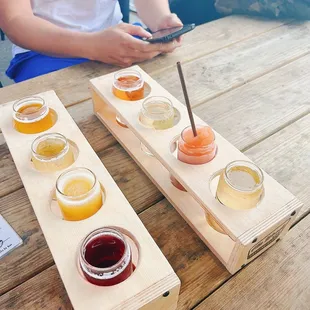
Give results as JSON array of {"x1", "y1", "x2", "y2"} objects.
[
  {"x1": 140, "y1": 102, "x2": 174, "y2": 130},
  {"x1": 178, "y1": 126, "x2": 217, "y2": 165},
  {"x1": 83, "y1": 234, "x2": 133, "y2": 286},
  {"x1": 57, "y1": 171, "x2": 102, "y2": 221},
  {"x1": 85, "y1": 234, "x2": 125, "y2": 268},
  {"x1": 13, "y1": 102, "x2": 57, "y2": 134},
  {"x1": 32, "y1": 137, "x2": 74, "y2": 172},
  {"x1": 36, "y1": 138, "x2": 65, "y2": 156},
  {"x1": 216, "y1": 165, "x2": 263, "y2": 210},
  {"x1": 227, "y1": 166, "x2": 260, "y2": 190},
  {"x1": 112, "y1": 75, "x2": 144, "y2": 101},
  {"x1": 63, "y1": 178, "x2": 93, "y2": 196}
]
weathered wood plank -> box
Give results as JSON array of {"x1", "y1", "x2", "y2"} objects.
[
  {"x1": 0, "y1": 188, "x2": 52, "y2": 296},
  {"x1": 194, "y1": 204, "x2": 310, "y2": 310},
  {"x1": 153, "y1": 22, "x2": 310, "y2": 107},
  {"x1": 1, "y1": 112, "x2": 309, "y2": 307},
  {"x1": 194, "y1": 54, "x2": 310, "y2": 151},
  {"x1": 98, "y1": 143, "x2": 163, "y2": 212},
  {"x1": 0, "y1": 17, "x2": 287, "y2": 107},
  {"x1": 0, "y1": 265, "x2": 72, "y2": 310},
  {"x1": 0, "y1": 145, "x2": 162, "y2": 294},
  {"x1": 245, "y1": 114, "x2": 310, "y2": 223},
  {"x1": 0, "y1": 199, "x2": 229, "y2": 310}
]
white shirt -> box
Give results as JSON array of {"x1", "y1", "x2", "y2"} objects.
[{"x1": 13, "y1": 0, "x2": 123, "y2": 56}]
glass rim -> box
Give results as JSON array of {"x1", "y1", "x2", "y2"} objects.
[
  {"x1": 142, "y1": 96, "x2": 173, "y2": 113},
  {"x1": 113, "y1": 69, "x2": 144, "y2": 88},
  {"x1": 31, "y1": 132, "x2": 69, "y2": 160},
  {"x1": 79, "y1": 227, "x2": 130, "y2": 273},
  {"x1": 180, "y1": 124, "x2": 215, "y2": 146},
  {"x1": 224, "y1": 160, "x2": 264, "y2": 192},
  {"x1": 56, "y1": 167, "x2": 97, "y2": 199},
  {"x1": 13, "y1": 96, "x2": 46, "y2": 114}
]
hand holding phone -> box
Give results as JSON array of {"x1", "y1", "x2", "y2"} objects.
[{"x1": 145, "y1": 24, "x2": 196, "y2": 44}]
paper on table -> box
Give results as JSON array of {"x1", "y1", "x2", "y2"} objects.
[{"x1": 0, "y1": 215, "x2": 23, "y2": 259}]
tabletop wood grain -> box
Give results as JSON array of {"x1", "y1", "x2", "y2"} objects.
[{"x1": 0, "y1": 15, "x2": 309, "y2": 310}]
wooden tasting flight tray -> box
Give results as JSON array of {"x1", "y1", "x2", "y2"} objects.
[
  {"x1": 0, "y1": 90, "x2": 180, "y2": 310},
  {"x1": 90, "y1": 66, "x2": 303, "y2": 274}
]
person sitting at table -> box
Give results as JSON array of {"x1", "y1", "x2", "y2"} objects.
[{"x1": 0, "y1": 0, "x2": 183, "y2": 83}]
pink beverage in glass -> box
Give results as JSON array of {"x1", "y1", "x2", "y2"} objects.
[{"x1": 171, "y1": 125, "x2": 217, "y2": 191}]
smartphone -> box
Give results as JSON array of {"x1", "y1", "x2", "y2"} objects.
[{"x1": 145, "y1": 24, "x2": 195, "y2": 44}]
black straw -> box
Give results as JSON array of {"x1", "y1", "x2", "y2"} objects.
[{"x1": 177, "y1": 61, "x2": 197, "y2": 137}]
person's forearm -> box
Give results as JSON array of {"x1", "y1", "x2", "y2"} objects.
[
  {"x1": 2, "y1": 13, "x2": 93, "y2": 59},
  {"x1": 134, "y1": 0, "x2": 171, "y2": 31}
]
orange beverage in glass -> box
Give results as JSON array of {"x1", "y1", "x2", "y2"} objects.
[
  {"x1": 178, "y1": 125, "x2": 217, "y2": 164},
  {"x1": 112, "y1": 70, "x2": 144, "y2": 101},
  {"x1": 56, "y1": 168, "x2": 103, "y2": 221},
  {"x1": 171, "y1": 125, "x2": 217, "y2": 191},
  {"x1": 13, "y1": 96, "x2": 57, "y2": 134}
]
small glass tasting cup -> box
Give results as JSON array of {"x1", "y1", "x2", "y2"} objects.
[
  {"x1": 79, "y1": 227, "x2": 134, "y2": 286},
  {"x1": 31, "y1": 133, "x2": 74, "y2": 172},
  {"x1": 170, "y1": 125, "x2": 217, "y2": 191},
  {"x1": 56, "y1": 167, "x2": 103, "y2": 221},
  {"x1": 13, "y1": 96, "x2": 55, "y2": 134},
  {"x1": 207, "y1": 161, "x2": 264, "y2": 233},
  {"x1": 216, "y1": 160, "x2": 264, "y2": 210},
  {"x1": 139, "y1": 96, "x2": 175, "y2": 156},
  {"x1": 113, "y1": 69, "x2": 145, "y2": 127}
]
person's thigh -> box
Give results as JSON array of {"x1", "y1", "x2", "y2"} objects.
[
  {"x1": 13, "y1": 54, "x2": 88, "y2": 83},
  {"x1": 170, "y1": 0, "x2": 221, "y2": 25}
]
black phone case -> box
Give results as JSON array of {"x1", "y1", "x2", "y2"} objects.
[{"x1": 147, "y1": 24, "x2": 195, "y2": 44}]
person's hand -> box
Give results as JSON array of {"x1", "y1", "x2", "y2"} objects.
[
  {"x1": 154, "y1": 13, "x2": 183, "y2": 43},
  {"x1": 155, "y1": 13, "x2": 183, "y2": 31},
  {"x1": 87, "y1": 23, "x2": 179, "y2": 67}
]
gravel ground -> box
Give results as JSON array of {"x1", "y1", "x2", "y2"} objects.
[{"x1": 0, "y1": 38, "x2": 13, "y2": 87}]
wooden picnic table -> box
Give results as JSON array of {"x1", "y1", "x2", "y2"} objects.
[{"x1": 0, "y1": 15, "x2": 310, "y2": 309}]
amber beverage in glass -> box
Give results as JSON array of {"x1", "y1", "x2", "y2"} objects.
[{"x1": 13, "y1": 96, "x2": 56, "y2": 134}]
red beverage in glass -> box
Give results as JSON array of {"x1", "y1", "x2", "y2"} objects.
[{"x1": 79, "y1": 228, "x2": 133, "y2": 286}]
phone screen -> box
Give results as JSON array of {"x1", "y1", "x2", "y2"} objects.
[{"x1": 150, "y1": 26, "x2": 184, "y2": 39}]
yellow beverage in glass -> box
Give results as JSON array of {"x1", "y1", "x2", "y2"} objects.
[
  {"x1": 216, "y1": 160, "x2": 264, "y2": 210},
  {"x1": 139, "y1": 96, "x2": 174, "y2": 130},
  {"x1": 31, "y1": 133, "x2": 74, "y2": 172},
  {"x1": 56, "y1": 168, "x2": 102, "y2": 221}
]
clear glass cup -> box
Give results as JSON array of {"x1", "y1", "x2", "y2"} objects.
[
  {"x1": 139, "y1": 96, "x2": 175, "y2": 156},
  {"x1": 171, "y1": 125, "x2": 217, "y2": 191},
  {"x1": 79, "y1": 227, "x2": 133, "y2": 286},
  {"x1": 56, "y1": 167, "x2": 102, "y2": 221},
  {"x1": 31, "y1": 133, "x2": 75, "y2": 172},
  {"x1": 216, "y1": 160, "x2": 264, "y2": 210},
  {"x1": 178, "y1": 125, "x2": 217, "y2": 165},
  {"x1": 139, "y1": 96, "x2": 174, "y2": 130},
  {"x1": 112, "y1": 69, "x2": 144, "y2": 127},
  {"x1": 112, "y1": 69, "x2": 144, "y2": 101},
  {"x1": 13, "y1": 96, "x2": 56, "y2": 134}
]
